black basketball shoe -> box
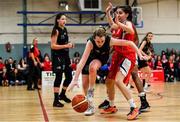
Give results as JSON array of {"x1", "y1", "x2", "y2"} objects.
[
  {"x1": 53, "y1": 101, "x2": 64, "y2": 107},
  {"x1": 59, "y1": 94, "x2": 71, "y2": 103},
  {"x1": 98, "y1": 99, "x2": 110, "y2": 109}
]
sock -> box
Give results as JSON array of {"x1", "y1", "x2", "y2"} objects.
[
  {"x1": 144, "y1": 82, "x2": 148, "y2": 89},
  {"x1": 54, "y1": 93, "x2": 59, "y2": 101},
  {"x1": 107, "y1": 97, "x2": 114, "y2": 106},
  {"x1": 139, "y1": 92, "x2": 146, "y2": 97},
  {"x1": 139, "y1": 92, "x2": 147, "y2": 102},
  {"x1": 128, "y1": 98, "x2": 136, "y2": 108},
  {"x1": 109, "y1": 100, "x2": 114, "y2": 107},
  {"x1": 87, "y1": 88, "x2": 94, "y2": 102}
]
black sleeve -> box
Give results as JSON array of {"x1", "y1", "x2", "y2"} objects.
[
  {"x1": 65, "y1": 27, "x2": 69, "y2": 42},
  {"x1": 30, "y1": 45, "x2": 34, "y2": 53},
  {"x1": 106, "y1": 35, "x2": 111, "y2": 45}
]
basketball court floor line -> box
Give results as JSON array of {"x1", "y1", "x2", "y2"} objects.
[{"x1": 37, "y1": 90, "x2": 49, "y2": 122}]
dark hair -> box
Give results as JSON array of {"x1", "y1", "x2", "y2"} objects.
[
  {"x1": 74, "y1": 52, "x2": 80, "y2": 57},
  {"x1": 113, "y1": 6, "x2": 138, "y2": 45},
  {"x1": 18, "y1": 58, "x2": 25, "y2": 67},
  {"x1": 51, "y1": 13, "x2": 65, "y2": 37},
  {"x1": 142, "y1": 32, "x2": 153, "y2": 42},
  {"x1": 44, "y1": 53, "x2": 50, "y2": 59},
  {"x1": 113, "y1": 5, "x2": 132, "y2": 21},
  {"x1": 93, "y1": 27, "x2": 106, "y2": 39}
]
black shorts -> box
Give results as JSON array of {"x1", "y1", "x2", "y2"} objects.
[
  {"x1": 52, "y1": 55, "x2": 71, "y2": 73},
  {"x1": 138, "y1": 59, "x2": 148, "y2": 69},
  {"x1": 82, "y1": 56, "x2": 108, "y2": 75}
]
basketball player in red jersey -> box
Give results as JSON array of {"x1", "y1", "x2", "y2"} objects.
[
  {"x1": 99, "y1": 3, "x2": 150, "y2": 113},
  {"x1": 99, "y1": 3, "x2": 150, "y2": 116},
  {"x1": 98, "y1": 3, "x2": 140, "y2": 120}
]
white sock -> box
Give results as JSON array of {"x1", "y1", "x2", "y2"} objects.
[
  {"x1": 109, "y1": 100, "x2": 114, "y2": 106},
  {"x1": 127, "y1": 83, "x2": 131, "y2": 89},
  {"x1": 87, "y1": 88, "x2": 94, "y2": 102},
  {"x1": 144, "y1": 82, "x2": 148, "y2": 89},
  {"x1": 128, "y1": 98, "x2": 136, "y2": 108},
  {"x1": 107, "y1": 97, "x2": 114, "y2": 106},
  {"x1": 139, "y1": 92, "x2": 146, "y2": 97}
]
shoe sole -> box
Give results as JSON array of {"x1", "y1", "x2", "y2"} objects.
[
  {"x1": 84, "y1": 113, "x2": 95, "y2": 116},
  {"x1": 59, "y1": 98, "x2": 71, "y2": 103},
  {"x1": 140, "y1": 107, "x2": 150, "y2": 112},
  {"x1": 100, "y1": 111, "x2": 118, "y2": 114},
  {"x1": 127, "y1": 112, "x2": 139, "y2": 120}
]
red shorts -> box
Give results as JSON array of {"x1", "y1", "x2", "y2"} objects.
[{"x1": 108, "y1": 52, "x2": 135, "y2": 84}]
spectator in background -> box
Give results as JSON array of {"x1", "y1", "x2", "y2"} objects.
[
  {"x1": 27, "y1": 38, "x2": 41, "y2": 90},
  {"x1": 73, "y1": 51, "x2": 81, "y2": 64},
  {"x1": 0, "y1": 57, "x2": 7, "y2": 86},
  {"x1": 154, "y1": 55, "x2": 163, "y2": 70},
  {"x1": 161, "y1": 50, "x2": 166, "y2": 57},
  {"x1": 166, "y1": 48, "x2": 171, "y2": 59},
  {"x1": 161, "y1": 54, "x2": 169, "y2": 82},
  {"x1": 17, "y1": 58, "x2": 28, "y2": 85},
  {"x1": 174, "y1": 56, "x2": 180, "y2": 81},
  {"x1": 41, "y1": 53, "x2": 52, "y2": 71},
  {"x1": 175, "y1": 49, "x2": 179, "y2": 56},
  {"x1": 71, "y1": 52, "x2": 81, "y2": 71},
  {"x1": 167, "y1": 55, "x2": 175, "y2": 82},
  {"x1": 6, "y1": 57, "x2": 18, "y2": 85}
]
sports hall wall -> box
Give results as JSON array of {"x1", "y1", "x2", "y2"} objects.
[{"x1": 0, "y1": 0, "x2": 180, "y2": 60}]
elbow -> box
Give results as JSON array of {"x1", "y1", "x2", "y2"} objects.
[
  {"x1": 51, "y1": 44, "x2": 55, "y2": 49},
  {"x1": 111, "y1": 24, "x2": 118, "y2": 30}
]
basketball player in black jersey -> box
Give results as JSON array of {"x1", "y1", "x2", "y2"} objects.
[
  {"x1": 51, "y1": 13, "x2": 74, "y2": 107},
  {"x1": 68, "y1": 27, "x2": 144, "y2": 116},
  {"x1": 138, "y1": 32, "x2": 154, "y2": 92}
]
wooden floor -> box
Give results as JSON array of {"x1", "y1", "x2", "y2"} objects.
[{"x1": 0, "y1": 81, "x2": 180, "y2": 122}]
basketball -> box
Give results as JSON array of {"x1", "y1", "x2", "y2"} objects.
[{"x1": 72, "y1": 94, "x2": 89, "y2": 113}]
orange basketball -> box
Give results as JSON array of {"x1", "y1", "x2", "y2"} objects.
[{"x1": 72, "y1": 94, "x2": 89, "y2": 113}]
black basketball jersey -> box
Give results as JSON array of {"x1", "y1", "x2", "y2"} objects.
[
  {"x1": 139, "y1": 40, "x2": 151, "y2": 55},
  {"x1": 88, "y1": 35, "x2": 111, "y2": 64},
  {"x1": 51, "y1": 27, "x2": 69, "y2": 56}
]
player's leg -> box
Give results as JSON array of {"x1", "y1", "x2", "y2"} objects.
[
  {"x1": 115, "y1": 58, "x2": 139, "y2": 120},
  {"x1": 100, "y1": 78, "x2": 118, "y2": 114},
  {"x1": 131, "y1": 65, "x2": 150, "y2": 112},
  {"x1": 53, "y1": 70, "x2": 64, "y2": 107},
  {"x1": 59, "y1": 65, "x2": 73, "y2": 103},
  {"x1": 140, "y1": 66, "x2": 151, "y2": 91},
  {"x1": 84, "y1": 59, "x2": 101, "y2": 116}
]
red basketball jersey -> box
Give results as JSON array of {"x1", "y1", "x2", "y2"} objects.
[{"x1": 114, "y1": 26, "x2": 136, "y2": 64}]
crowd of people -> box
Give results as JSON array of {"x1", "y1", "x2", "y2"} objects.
[
  {"x1": 148, "y1": 48, "x2": 180, "y2": 82},
  {"x1": 1, "y1": 47, "x2": 179, "y2": 87},
  {"x1": 0, "y1": 50, "x2": 80, "y2": 88}
]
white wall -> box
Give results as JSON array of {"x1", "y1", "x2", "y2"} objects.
[
  {"x1": 0, "y1": 0, "x2": 180, "y2": 44},
  {"x1": 138, "y1": 0, "x2": 180, "y2": 43}
]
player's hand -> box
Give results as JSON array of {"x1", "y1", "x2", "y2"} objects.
[
  {"x1": 115, "y1": 15, "x2": 121, "y2": 25},
  {"x1": 67, "y1": 42, "x2": 74, "y2": 48},
  {"x1": 140, "y1": 55, "x2": 150, "y2": 61},
  {"x1": 67, "y1": 80, "x2": 79, "y2": 92},
  {"x1": 34, "y1": 61, "x2": 38, "y2": 66},
  {"x1": 106, "y1": 2, "x2": 113, "y2": 13}
]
